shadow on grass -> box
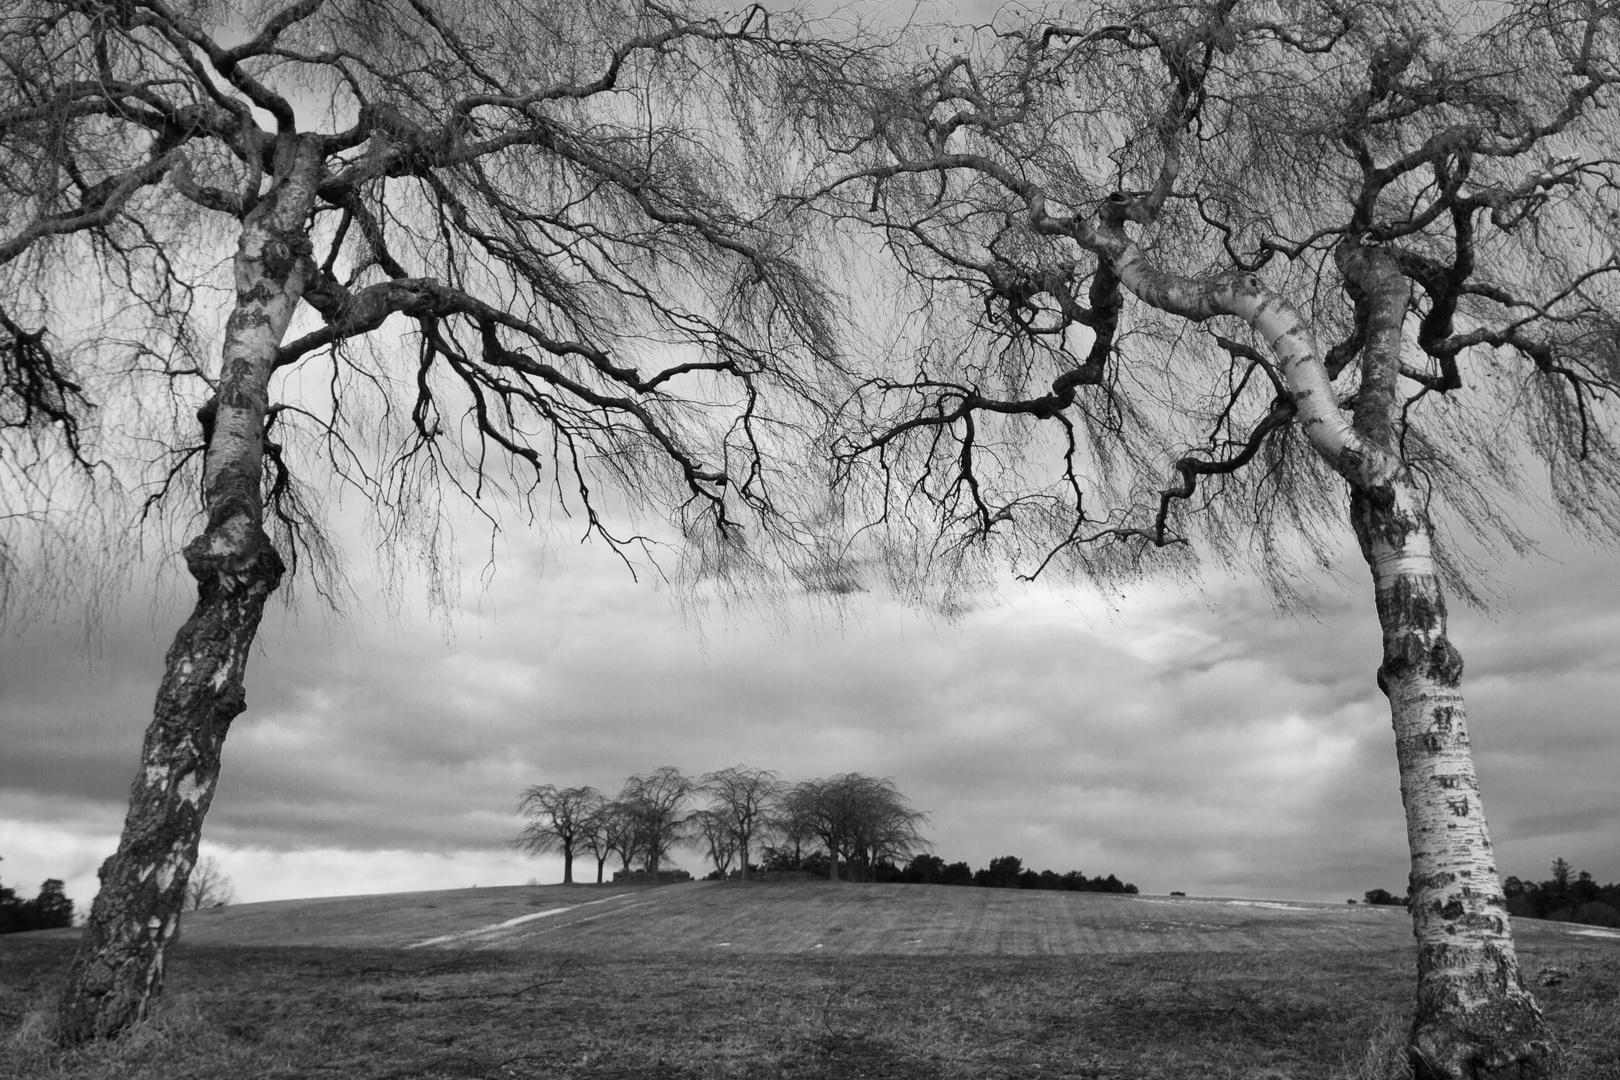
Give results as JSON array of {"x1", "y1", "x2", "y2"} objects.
[{"x1": 2, "y1": 937, "x2": 1616, "y2": 1079}]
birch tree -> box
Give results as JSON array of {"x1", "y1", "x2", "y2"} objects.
[
  {"x1": 797, "y1": 1, "x2": 1619, "y2": 1075},
  {"x1": 0, "y1": 0, "x2": 843, "y2": 1042}
]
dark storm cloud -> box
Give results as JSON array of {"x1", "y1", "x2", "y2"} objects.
[
  {"x1": 3, "y1": 521, "x2": 1617, "y2": 904},
  {"x1": 1503, "y1": 807, "x2": 1620, "y2": 842},
  {"x1": 0, "y1": 609, "x2": 162, "y2": 799}
]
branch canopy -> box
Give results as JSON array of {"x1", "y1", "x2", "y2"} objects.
[
  {"x1": 1, "y1": 0, "x2": 860, "y2": 615},
  {"x1": 790, "y1": 0, "x2": 1620, "y2": 605}
]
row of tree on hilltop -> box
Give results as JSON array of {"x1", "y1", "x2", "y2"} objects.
[
  {"x1": 515, "y1": 768, "x2": 1138, "y2": 892},
  {"x1": 515, "y1": 766, "x2": 929, "y2": 884}
]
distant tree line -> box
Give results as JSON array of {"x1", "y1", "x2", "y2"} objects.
[
  {"x1": 1356, "y1": 858, "x2": 1620, "y2": 927},
  {"x1": 864, "y1": 853, "x2": 1138, "y2": 894},
  {"x1": 0, "y1": 856, "x2": 74, "y2": 934},
  {"x1": 514, "y1": 766, "x2": 930, "y2": 884},
  {"x1": 1504, "y1": 859, "x2": 1620, "y2": 929},
  {"x1": 515, "y1": 769, "x2": 1137, "y2": 892}
]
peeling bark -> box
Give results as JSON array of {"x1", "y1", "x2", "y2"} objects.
[
  {"x1": 1353, "y1": 482, "x2": 1550, "y2": 1080},
  {"x1": 58, "y1": 137, "x2": 323, "y2": 1043},
  {"x1": 1105, "y1": 237, "x2": 1371, "y2": 483},
  {"x1": 56, "y1": 531, "x2": 283, "y2": 1042},
  {"x1": 1108, "y1": 236, "x2": 1550, "y2": 1078},
  {"x1": 1342, "y1": 246, "x2": 1549, "y2": 1080}
]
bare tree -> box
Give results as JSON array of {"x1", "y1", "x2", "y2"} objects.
[
  {"x1": 182, "y1": 857, "x2": 233, "y2": 911},
  {"x1": 617, "y1": 766, "x2": 695, "y2": 878},
  {"x1": 689, "y1": 807, "x2": 740, "y2": 879},
  {"x1": 513, "y1": 785, "x2": 602, "y2": 885},
  {"x1": 700, "y1": 764, "x2": 781, "y2": 880},
  {"x1": 845, "y1": 777, "x2": 930, "y2": 880},
  {"x1": 797, "y1": 0, "x2": 1620, "y2": 1073},
  {"x1": 1, "y1": 0, "x2": 846, "y2": 1041},
  {"x1": 764, "y1": 794, "x2": 817, "y2": 871},
  {"x1": 590, "y1": 799, "x2": 641, "y2": 883},
  {"x1": 575, "y1": 797, "x2": 616, "y2": 885},
  {"x1": 785, "y1": 774, "x2": 928, "y2": 882},
  {"x1": 776, "y1": 779, "x2": 837, "y2": 879}
]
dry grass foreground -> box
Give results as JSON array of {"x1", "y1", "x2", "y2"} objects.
[{"x1": 3, "y1": 880, "x2": 1617, "y2": 1079}]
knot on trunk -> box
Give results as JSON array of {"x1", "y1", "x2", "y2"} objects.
[
  {"x1": 1382, "y1": 633, "x2": 1464, "y2": 688},
  {"x1": 182, "y1": 520, "x2": 285, "y2": 597},
  {"x1": 259, "y1": 232, "x2": 312, "y2": 280}
]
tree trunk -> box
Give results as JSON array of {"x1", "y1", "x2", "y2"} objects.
[
  {"x1": 1352, "y1": 481, "x2": 1551, "y2": 1080},
  {"x1": 563, "y1": 839, "x2": 574, "y2": 885},
  {"x1": 595, "y1": 856, "x2": 605, "y2": 884},
  {"x1": 1337, "y1": 243, "x2": 1550, "y2": 1079},
  {"x1": 58, "y1": 138, "x2": 322, "y2": 1044},
  {"x1": 1106, "y1": 236, "x2": 1552, "y2": 1078}
]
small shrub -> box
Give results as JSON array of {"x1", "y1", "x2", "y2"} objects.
[{"x1": 1573, "y1": 901, "x2": 1620, "y2": 927}]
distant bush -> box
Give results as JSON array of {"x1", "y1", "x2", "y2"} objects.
[
  {"x1": 0, "y1": 876, "x2": 74, "y2": 934},
  {"x1": 1363, "y1": 888, "x2": 1408, "y2": 907},
  {"x1": 963, "y1": 856, "x2": 1137, "y2": 894},
  {"x1": 799, "y1": 851, "x2": 832, "y2": 879},
  {"x1": 1573, "y1": 901, "x2": 1620, "y2": 928},
  {"x1": 1502, "y1": 860, "x2": 1620, "y2": 928},
  {"x1": 899, "y1": 854, "x2": 946, "y2": 884},
  {"x1": 612, "y1": 868, "x2": 692, "y2": 884},
  {"x1": 1170, "y1": 891, "x2": 1186, "y2": 897}
]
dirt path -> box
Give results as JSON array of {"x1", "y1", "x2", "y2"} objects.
[{"x1": 405, "y1": 891, "x2": 636, "y2": 948}]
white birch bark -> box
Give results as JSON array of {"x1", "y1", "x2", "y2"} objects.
[
  {"x1": 58, "y1": 136, "x2": 324, "y2": 1043},
  {"x1": 1353, "y1": 480, "x2": 1547, "y2": 1078},
  {"x1": 1100, "y1": 234, "x2": 1549, "y2": 1079}
]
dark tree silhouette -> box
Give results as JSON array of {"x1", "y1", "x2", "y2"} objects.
[
  {"x1": 183, "y1": 856, "x2": 233, "y2": 910},
  {"x1": 618, "y1": 766, "x2": 695, "y2": 877},
  {"x1": 700, "y1": 764, "x2": 782, "y2": 881},
  {"x1": 690, "y1": 807, "x2": 740, "y2": 878},
  {"x1": 0, "y1": 870, "x2": 75, "y2": 934},
  {"x1": 514, "y1": 785, "x2": 603, "y2": 884},
  {"x1": 30, "y1": 879, "x2": 75, "y2": 929},
  {"x1": 583, "y1": 799, "x2": 638, "y2": 884},
  {"x1": 783, "y1": 774, "x2": 929, "y2": 882}
]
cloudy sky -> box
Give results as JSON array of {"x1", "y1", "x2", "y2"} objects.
[
  {"x1": 3, "y1": 498, "x2": 1617, "y2": 912},
  {"x1": 1, "y1": 0, "x2": 1617, "y2": 918}
]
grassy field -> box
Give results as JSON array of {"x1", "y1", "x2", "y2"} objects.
[{"x1": 3, "y1": 881, "x2": 1617, "y2": 1079}]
